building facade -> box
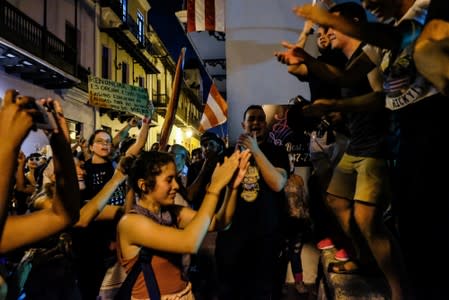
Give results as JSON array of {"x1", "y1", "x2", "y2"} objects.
[{"x1": 0, "y1": 0, "x2": 203, "y2": 155}]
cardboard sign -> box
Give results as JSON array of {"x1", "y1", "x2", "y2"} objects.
[{"x1": 88, "y1": 76, "x2": 154, "y2": 116}]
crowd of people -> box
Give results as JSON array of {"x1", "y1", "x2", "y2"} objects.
[
  {"x1": 274, "y1": 0, "x2": 449, "y2": 299},
  {"x1": 0, "y1": 84, "x2": 296, "y2": 300},
  {"x1": 0, "y1": 0, "x2": 448, "y2": 299}
]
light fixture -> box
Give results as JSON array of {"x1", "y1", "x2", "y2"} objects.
[{"x1": 6, "y1": 53, "x2": 16, "y2": 58}]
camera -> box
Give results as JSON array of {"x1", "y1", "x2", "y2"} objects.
[{"x1": 18, "y1": 95, "x2": 57, "y2": 130}]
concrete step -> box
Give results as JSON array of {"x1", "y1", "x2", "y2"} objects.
[{"x1": 318, "y1": 248, "x2": 390, "y2": 300}]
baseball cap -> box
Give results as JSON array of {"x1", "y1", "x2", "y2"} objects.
[{"x1": 200, "y1": 132, "x2": 225, "y2": 148}]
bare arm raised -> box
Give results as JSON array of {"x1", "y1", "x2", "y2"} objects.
[
  {"x1": 302, "y1": 91, "x2": 385, "y2": 117},
  {"x1": 118, "y1": 150, "x2": 243, "y2": 259},
  {"x1": 276, "y1": 40, "x2": 377, "y2": 87},
  {"x1": 0, "y1": 90, "x2": 36, "y2": 245},
  {"x1": 293, "y1": 4, "x2": 403, "y2": 50},
  {"x1": 211, "y1": 149, "x2": 251, "y2": 230},
  {"x1": 238, "y1": 133, "x2": 287, "y2": 192},
  {"x1": 0, "y1": 95, "x2": 80, "y2": 253}
]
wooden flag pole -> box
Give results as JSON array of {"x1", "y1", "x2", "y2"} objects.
[{"x1": 158, "y1": 47, "x2": 187, "y2": 150}]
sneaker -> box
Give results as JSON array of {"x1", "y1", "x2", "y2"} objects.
[
  {"x1": 316, "y1": 238, "x2": 335, "y2": 250},
  {"x1": 334, "y1": 248, "x2": 350, "y2": 261}
]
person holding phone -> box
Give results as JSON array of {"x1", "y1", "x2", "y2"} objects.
[{"x1": 0, "y1": 89, "x2": 80, "y2": 252}]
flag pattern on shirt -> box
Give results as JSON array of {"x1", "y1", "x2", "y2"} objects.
[
  {"x1": 187, "y1": 0, "x2": 225, "y2": 32},
  {"x1": 199, "y1": 83, "x2": 227, "y2": 132}
]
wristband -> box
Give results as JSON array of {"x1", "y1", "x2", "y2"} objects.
[{"x1": 206, "y1": 190, "x2": 220, "y2": 197}]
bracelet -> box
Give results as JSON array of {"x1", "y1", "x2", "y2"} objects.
[{"x1": 206, "y1": 190, "x2": 220, "y2": 197}]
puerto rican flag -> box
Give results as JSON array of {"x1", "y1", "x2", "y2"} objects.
[
  {"x1": 199, "y1": 83, "x2": 228, "y2": 132},
  {"x1": 187, "y1": 0, "x2": 225, "y2": 33}
]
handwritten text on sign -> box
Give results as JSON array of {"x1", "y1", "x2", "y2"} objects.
[{"x1": 88, "y1": 76, "x2": 153, "y2": 116}]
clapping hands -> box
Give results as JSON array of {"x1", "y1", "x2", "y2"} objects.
[{"x1": 209, "y1": 150, "x2": 251, "y2": 191}]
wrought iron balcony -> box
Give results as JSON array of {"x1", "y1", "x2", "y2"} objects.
[
  {"x1": 152, "y1": 93, "x2": 169, "y2": 108},
  {"x1": 100, "y1": 10, "x2": 158, "y2": 74},
  {"x1": 99, "y1": 0, "x2": 125, "y2": 22},
  {"x1": 0, "y1": 1, "x2": 81, "y2": 89},
  {"x1": 152, "y1": 92, "x2": 200, "y2": 127}
]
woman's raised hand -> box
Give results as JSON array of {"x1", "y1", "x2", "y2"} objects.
[
  {"x1": 209, "y1": 150, "x2": 241, "y2": 191},
  {"x1": 231, "y1": 149, "x2": 251, "y2": 189}
]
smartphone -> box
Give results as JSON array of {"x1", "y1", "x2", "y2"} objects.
[
  {"x1": 34, "y1": 101, "x2": 57, "y2": 130},
  {"x1": 18, "y1": 96, "x2": 57, "y2": 130}
]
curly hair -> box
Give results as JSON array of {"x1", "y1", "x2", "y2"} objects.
[{"x1": 127, "y1": 151, "x2": 175, "y2": 197}]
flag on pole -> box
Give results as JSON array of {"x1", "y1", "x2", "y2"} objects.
[
  {"x1": 187, "y1": 0, "x2": 225, "y2": 33},
  {"x1": 199, "y1": 83, "x2": 227, "y2": 132}
]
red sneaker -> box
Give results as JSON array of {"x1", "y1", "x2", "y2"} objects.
[
  {"x1": 316, "y1": 238, "x2": 335, "y2": 250},
  {"x1": 334, "y1": 248, "x2": 350, "y2": 261}
]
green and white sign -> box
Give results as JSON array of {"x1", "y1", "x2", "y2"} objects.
[{"x1": 88, "y1": 76, "x2": 154, "y2": 116}]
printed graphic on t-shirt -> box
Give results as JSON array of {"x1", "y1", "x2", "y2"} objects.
[
  {"x1": 108, "y1": 184, "x2": 126, "y2": 206},
  {"x1": 241, "y1": 165, "x2": 260, "y2": 202},
  {"x1": 92, "y1": 170, "x2": 107, "y2": 186},
  {"x1": 91, "y1": 170, "x2": 125, "y2": 206},
  {"x1": 381, "y1": 45, "x2": 437, "y2": 110}
]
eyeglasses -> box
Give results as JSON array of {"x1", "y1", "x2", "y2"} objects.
[
  {"x1": 28, "y1": 157, "x2": 41, "y2": 162},
  {"x1": 94, "y1": 139, "x2": 112, "y2": 146}
]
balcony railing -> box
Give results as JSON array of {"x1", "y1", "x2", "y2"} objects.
[
  {"x1": 76, "y1": 65, "x2": 91, "y2": 91},
  {"x1": 176, "y1": 105, "x2": 200, "y2": 126},
  {"x1": 121, "y1": 14, "x2": 141, "y2": 42},
  {"x1": 99, "y1": 0, "x2": 125, "y2": 21},
  {"x1": 0, "y1": 1, "x2": 77, "y2": 75},
  {"x1": 139, "y1": 36, "x2": 158, "y2": 56},
  {"x1": 152, "y1": 93, "x2": 200, "y2": 126},
  {"x1": 152, "y1": 93, "x2": 169, "y2": 108}
]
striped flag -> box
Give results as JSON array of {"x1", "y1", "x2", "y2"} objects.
[
  {"x1": 187, "y1": 0, "x2": 225, "y2": 33},
  {"x1": 199, "y1": 83, "x2": 227, "y2": 132}
]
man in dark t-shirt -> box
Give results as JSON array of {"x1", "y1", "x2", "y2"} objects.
[{"x1": 215, "y1": 105, "x2": 290, "y2": 300}]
